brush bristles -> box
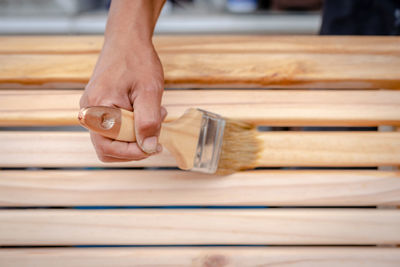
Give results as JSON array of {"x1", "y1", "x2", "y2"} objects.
[{"x1": 216, "y1": 119, "x2": 261, "y2": 175}]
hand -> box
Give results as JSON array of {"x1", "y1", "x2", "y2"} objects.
[{"x1": 80, "y1": 41, "x2": 167, "y2": 162}]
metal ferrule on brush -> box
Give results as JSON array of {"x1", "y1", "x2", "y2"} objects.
[{"x1": 191, "y1": 109, "x2": 226, "y2": 174}]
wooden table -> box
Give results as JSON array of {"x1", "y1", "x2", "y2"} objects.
[{"x1": 0, "y1": 35, "x2": 399, "y2": 266}]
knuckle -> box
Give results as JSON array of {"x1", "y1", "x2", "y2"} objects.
[
  {"x1": 131, "y1": 155, "x2": 149, "y2": 162},
  {"x1": 100, "y1": 145, "x2": 114, "y2": 156},
  {"x1": 139, "y1": 81, "x2": 163, "y2": 94},
  {"x1": 79, "y1": 95, "x2": 88, "y2": 109},
  {"x1": 138, "y1": 118, "x2": 160, "y2": 133},
  {"x1": 93, "y1": 141, "x2": 111, "y2": 156},
  {"x1": 86, "y1": 93, "x2": 102, "y2": 106},
  {"x1": 97, "y1": 154, "x2": 111, "y2": 163}
]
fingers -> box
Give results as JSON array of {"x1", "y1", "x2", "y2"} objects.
[
  {"x1": 89, "y1": 105, "x2": 167, "y2": 163},
  {"x1": 132, "y1": 85, "x2": 164, "y2": 154},
  {"x1": 90, "y1": 132, "x2": 162, "y2": 162}
]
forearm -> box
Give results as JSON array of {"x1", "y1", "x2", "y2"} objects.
[
  {"x1": 105, "y1": 0, "x2": 166, "y2": 48},
  {"x1": 81, "y1": 0, "x2": 166, "y2": 159}
]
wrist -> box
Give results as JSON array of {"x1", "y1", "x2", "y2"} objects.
[
  {"x1": 104, "y1": 31, "x2": 154, "y2": 50},
  {"x1": 104, "y1": 0, "x2": 165, "y2": 51}
]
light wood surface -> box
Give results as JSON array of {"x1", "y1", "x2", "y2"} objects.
[
  {"x1": 0, "y1": 131, "x2": 176, "y2": 168},
  {"x1": 0, "y1": 35, "x2": 103, "y2": 54},
  {"x1": 1, "y1": 35, "x2": 399, "y2": 55},
  {"x1": 116, "y1": 108, "x2": 136, "y2": 142},
  {"x1": 257, "y1": 131, "x2": 400, "y2": 167},
  {"x1": 1, "y1": 37, "x2": 400, "y2": 89},
  {"x1": 1, "y1": 170, "x2": 399, "y2": 206},
  {"x1": 0, "y1": 209, "x2": 399, "y2": 245},
  {"x1": 159, "y1": 109, "x2": 204, "y2": 170},
  {"x1": 0, "y1": 90, "x2": 81, "y2": 126},
  {"x1": 1, "y1": 247, "x2": 399, "y2": 267},
  {"x1": 160, "y1": 52, "x2": 400, "y2": 89},
  {"x1": 2, "y1": 35, "x2": 400, "y2": 253},
  {"x1": 0, "y1": 131, "x2": 399, "y2": 167},
  {"x1": 0, "y1": 54, "x2": 95, "y2": 88},
  {"x1": 1, "y1": 89, "x2": 400, "y2": 126}
]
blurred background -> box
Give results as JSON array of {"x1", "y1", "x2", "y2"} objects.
[{"x1": 0, "y1": 0, "x2": 322, "y2": 35}]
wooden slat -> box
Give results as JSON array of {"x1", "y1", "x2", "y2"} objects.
[
  {"x1": 1, "y1": 131, "x2": 399, "y2": 167},
  {"x1": 160, "y1": 52, "x2": 400, "y2": 89},
  {"x1": 0, "y1": 170, "x2": 399, "y2": 206},
  {"x1": 1, "y1": 52, "x2": 399, "y2": 89},
  {"x1": 0, "y1": 35, "x2": 103, "y2": 54},
  {"x1": 0, "y1": 131, "x2": 175, "y2": 168},
  {"x1": 0, "y1": 90, "x2": 80, "y2": 126},
  {"x1": 1, "y1": 35, "x2": 399, "y2": 55},
  {"x1": 1, "y1": 36, "x2": 399, "y2": 88},
  {"x1": 0, "y1": 247, "x2": 399, "y2": 267},
  {"x1": 257, "y1": 132, "x2": 400, "y2": 167},
  {"x1": 1, "y1": 89, "x2": 400, "y2": 126},
  {"x1": 0, "y1": 209, "x2": 399, "y2": 245}
]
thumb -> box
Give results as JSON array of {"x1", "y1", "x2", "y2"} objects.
[{"x1": 132, "y1": 87, "x2": 163, "y2": 154}]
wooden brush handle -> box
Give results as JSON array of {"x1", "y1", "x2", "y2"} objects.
[
  {"x1": 78, "y1": 106, "x2": 136, "y2": 142},
  {"x1": 116, "y1": 109, "x2": 136, "y2": 142},
  {"x1": 79, "y1": 106, "x2": 204, "y2": 170}
]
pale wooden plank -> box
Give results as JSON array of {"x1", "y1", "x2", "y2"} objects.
[
  {"x1": 1, "y1": 131, "x2": 399, "y2": 167},
  {"x1": 0, "y1": 247, "x2": 399, "y2": 267},
  {"x1": 0, "y1": 131, "x2": 175, "y2": 168},
  {"x1": 1, "y1": 35, "x2": 399, "y2": 55},
  {"x1": 1, "y1": 89, "x2": 400, "y2": 126},
  {"x1": 1, "y1": 53, "x2": 399, "y2": 89},
  {"x1": 154, "y1": 35, "x2": 400, "y2": 55},
  {"x1": 160, "y1": 52, "x2": 400, "y2": 89},
  {"x1": 0, "y1": 90, "x2": 81, "y2": 126},
  {"x1": 0, "y1": 170, "x2": 399, "y2": 206},
  {"x1": 0, "y1": 35, "x2": 103, "y2": 54},
  {"x1": 0, "y1": 209, "x2": 399, "y2": 245},
  {"x1": 257, "y1": 132, "x2": 400, "y2": 167},
  {"x1": 0, "y1": 54, "x2": 94, "y2": 89}
]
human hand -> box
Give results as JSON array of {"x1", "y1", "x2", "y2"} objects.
[{"x1": 80, "y1": 41, "x2": 167, "y2": 162}]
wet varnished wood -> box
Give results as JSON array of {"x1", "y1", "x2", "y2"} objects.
[{"x1": 0, "y1": 36, "x2": 399, "y2": 89}]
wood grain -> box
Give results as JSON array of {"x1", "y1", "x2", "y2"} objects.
[
  {"x1": 0, "y1": 131, "x2": 175, "y2": 168},
  {"x1": 1, "y1": 35, "x2": 399, "y2": 55},
  {"x1": 1, "y1": 45, "x2": 399, "y2": 89},
  {"x1": 0, "y1": 35, "x2": 103, "y2": 54},
  {"x1": 0, "y1": 131, "x2": 399, "y2": 167},
  {"x1": 0, "y1": 209, "x2": 399, "y2": 245},
  {"x1": 1, "y1": 89, "x2": 400, "y2": 126},
  {"x1": 257, "y1": 132, "x2": 400, "y2": 167},
  {"x1": 0, "y1": 247, "x2": 399, "y2": 267},
  {"x1": 0, "y1": 170, "x2": 399, "y2": 206},
  {"x1": 160, "y1": 52, "x2": 400, "y2": 89}
]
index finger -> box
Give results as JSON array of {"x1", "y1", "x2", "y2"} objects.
[{"x1": 90, "y1": 132, "x2": 155, "y2": 161}]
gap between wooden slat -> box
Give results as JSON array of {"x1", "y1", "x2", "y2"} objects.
[
  {"x1": 0, "y1": 247, "x2": 399, "y2": 267},
  {"x1": 0, "y1": 209, "x2": 399, "y2": 245},
  {"x1": 0, "y1": 131, "x2": 399, "y2": 168},
  {"x1": 1, "y1": 89, "x2": 400, "y2": 126},
  {"x1": 0, "y1": 170, "x2": 399, "y2": 207}
]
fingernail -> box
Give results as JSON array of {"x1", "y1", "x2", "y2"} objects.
[
  {"x1": 141, "y1": 136, "x2": 158, "y2": 154},
  {"x1": 156, "y1": 144, "x2": 163, "y2": 153}
]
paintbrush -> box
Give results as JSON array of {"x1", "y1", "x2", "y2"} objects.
[{"x1": 78, "y1": 107, "x2": 260, "y2": 174}]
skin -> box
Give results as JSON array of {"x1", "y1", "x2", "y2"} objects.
[{"x1": 80, "y1": 0, "x2": 167, "y2": 162}]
